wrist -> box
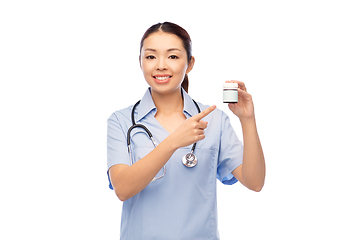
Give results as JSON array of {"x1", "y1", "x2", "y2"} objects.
[{"x1": 239, "y1": 115, "x2": 256, "y2": 125}]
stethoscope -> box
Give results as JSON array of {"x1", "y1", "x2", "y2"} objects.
[{"x1": 126, "y1": 98, "x2": 201, "y2": 181}]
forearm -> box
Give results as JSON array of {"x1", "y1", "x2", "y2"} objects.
[
  {"x1": 112, "y1": 136, "x2": 177, "y2": 201},
  {"x1": 111, "y1": 106, "x2": 216, "y2": 201},
  {"x1": 240, "y1": 117, "x2": 266, "y2": 191}
]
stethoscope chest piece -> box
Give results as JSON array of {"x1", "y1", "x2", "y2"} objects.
[
  {"x1": 129, "y1": 94, "x2": 201, "y2": 176},
  {"x1": 182, "y1": 152, "x2": 197, "y2": 168}
]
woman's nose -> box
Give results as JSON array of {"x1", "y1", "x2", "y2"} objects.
[{"x1": 156, "y1": 58, "x2": 167, "y2": 70}]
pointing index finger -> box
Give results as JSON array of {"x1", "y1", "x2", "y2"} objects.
[{"x1": 193, "y1": 105, "x2": 216, "y2": 121}]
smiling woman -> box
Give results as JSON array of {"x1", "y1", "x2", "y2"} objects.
[
  {"x1": 140, "y1": 31, "x2": 194, "y2": 96},
  {"x1": 107, "y1": 22, "x2": 265, "y2": 240},
  {"x1": 142, "y1": 46, "x2": 184, "y2": 86},
  {"x1": 140, "y1": 22, "x2": 193, "y2": 93}
]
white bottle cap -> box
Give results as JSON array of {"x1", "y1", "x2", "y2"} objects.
[{"x1": 223, "y1": 82, "x2": 238, "y2": 89}]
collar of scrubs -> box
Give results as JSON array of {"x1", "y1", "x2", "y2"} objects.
[{"x1": 136, "y1": 87, "x2": 200, "y2": 122}]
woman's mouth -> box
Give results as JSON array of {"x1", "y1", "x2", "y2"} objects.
[{"x1": 153, "y1": 75, "x2": 172, "y2": 84}]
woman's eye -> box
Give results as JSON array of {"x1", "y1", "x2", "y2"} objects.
[
  {"x1": 169, "y1": 55, "x2": 178, "y2": 59},
  {"x1": 146, "y1": 55, "x2": 155, "y2": 59}
]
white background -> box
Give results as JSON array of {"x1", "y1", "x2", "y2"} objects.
[{"x1": 1, "y1": 0, "x2": 359, "y2": 239}]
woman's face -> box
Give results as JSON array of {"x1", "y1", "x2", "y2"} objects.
[{"x1": 140, "y1": 32, "x2": 194, "y2": 95}]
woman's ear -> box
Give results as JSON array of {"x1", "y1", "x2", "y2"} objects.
[
  {"x1": 139, "y1": 55, "x2": 142, "y2": 69},
  {"x1": 186, "y1": 56, "x2": 195, "y2": 74}
]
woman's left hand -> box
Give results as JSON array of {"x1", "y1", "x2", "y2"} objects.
[{"x1": 226, "y1": 80, "x2": 255, "y2": 121}]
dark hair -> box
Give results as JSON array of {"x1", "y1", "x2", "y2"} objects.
[{"x1": 140, "y1": 22, "x2": 192, "y2": 93}]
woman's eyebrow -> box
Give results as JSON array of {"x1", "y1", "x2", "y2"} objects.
[
  {"x1": 144, "y1": 48, "x2": 181, "y2": 52},
  {"x1": 167, "y1": 48, "x2": 181, "y2": 52}
]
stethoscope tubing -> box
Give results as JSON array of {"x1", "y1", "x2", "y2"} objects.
[
  {"x1": 128, "y1": 99, "x2": 201, "y2": 153},
  {"x1": 127, "y1": 95, "x2": 201, "y2": 177}
]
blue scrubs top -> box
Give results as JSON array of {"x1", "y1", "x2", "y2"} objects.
[{"x1": 107, "y1": 88, "x2": 243, "y2": 240}]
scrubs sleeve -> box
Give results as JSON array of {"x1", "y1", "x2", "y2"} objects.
[
  {"x1": 107, "y1": 113, "x2": 131, "y2": 189},
  {"x1": 217, "y1": 111, "x2": 243, "y2": 185}
]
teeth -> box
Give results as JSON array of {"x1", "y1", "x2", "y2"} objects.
[{"x1": 155, "y1": 76, "x2": 170, "y2": 80}]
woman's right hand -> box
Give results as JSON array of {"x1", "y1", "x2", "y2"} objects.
[
  {"x1": 169, "y1": 105, "x2": 216, "y2": 149},
  {"x1": 109, "y1": 105, "x2": 216, "y2": 201}
]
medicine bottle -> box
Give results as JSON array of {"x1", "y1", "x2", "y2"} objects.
[{"x1": 223, "y1": 83, "x2": 238, "y2": 103}]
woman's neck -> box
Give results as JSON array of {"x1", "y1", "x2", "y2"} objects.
[{"x1": 151, "y1": 87, "x2": 184, "y2": 115}]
